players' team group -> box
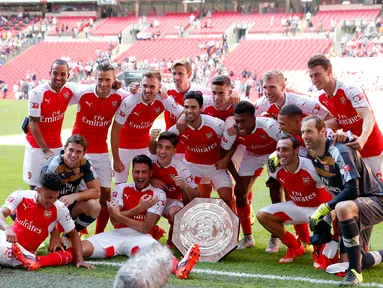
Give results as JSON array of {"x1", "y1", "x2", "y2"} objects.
[{"x1": 1, "y1": 54, "x2": 383, "y2": 286}]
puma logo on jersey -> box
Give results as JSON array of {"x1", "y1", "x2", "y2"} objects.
[
  {"x1": 182, "y1": 135, "x2": 189, "y2": 140},
  {"x1": 124, "y1": 194, "x2": 130, "y2": 201},
  {"x1": 44, "y1": 98, "x2": 51, "y2": 104},
  {"x1": 133, "y1": 111, "x2": 140, "y2": 116},
  {"x1": 279, "y1": 178, "x2": 285, "y2": 184},
  {"x1": 22, "y1": 203, "x2": 28, "y2": 211},
  {"x1": 85, "y1": 101, "x2": 92, "y2": 107}
]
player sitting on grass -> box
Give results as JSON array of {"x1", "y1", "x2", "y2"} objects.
[
  {"x1": 149, "y1": 131, "x2": 200, "y2": 248},
  {"x1": 257, "y1": 135, "x2": 333, "y2": 264},
  {"x1": 33, "y1": 155, "x2": 200, "y2": 279},
  {"x1": 0, "y1": 172, "x2": 92, "y2": 270}
]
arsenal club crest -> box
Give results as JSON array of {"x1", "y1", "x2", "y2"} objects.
[
  {"x1": 324, "y1": 164, "x2": 330, "y2": 172},
  {"x1": 44, "y1": 209, "x2": 52, "y2": 219},
  {"x1": 154, "y1": 107, "x2": 161, "y2": 114},
  {"x1": 340, "y1": 96, "x2": 346, "y2": 105},
  {"x1": 28, "y1": 172, "x2": 32, "y2": 180},
  {"x1": 63, "y1": 91, "x2": 70, "y2": 99},
  {"x1": 112, "y1": 100, "x2": 118, "y2": 107},
  {"x1": 206, "y1": 132, "x2": 213, "y2": 139},
  {"x1": 302, "y1": 177, "x2": 310, "y2": 185}
]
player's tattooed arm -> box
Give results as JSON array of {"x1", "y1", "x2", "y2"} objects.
[
  {"x1": 141, "y1": 212, "x2": 161, "y2": 234},
  {"x1": 108, "y1": 201, "x2": 160, "y2": 233},
  {"x1": 29, "y1": 116, "x2": 54, "y2": 159}
]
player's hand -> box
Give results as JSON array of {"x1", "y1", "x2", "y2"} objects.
[
  {"x1": 113, "y1": 159, "x2": 125, "y2": 173},
  {"x1": 226, "y1": 125, "x2": 238, "y2": 136},
  {"x1": 5, "y1": 226, "x2": 17, "y2": 243},
  {"x1": 106, "y1": 201, "x2": 120, "y2": 217},
  {"x1": 174, "y1": 176, "x2": 188, "y2": 189},
  {"x1": 230, "y1": 90, "x2": 241, "y2": 104},
  {"x1": 267, "y1": 151, "x2": 279, "y2": 173},
  {"x1": 76, "y1": 261, "x2": 95, "y2": 270},
  {"x1": 215, "y1": 157, "x2": 230, "y2": 170},
  {"x1": 138, "y1": 194, "x2": 158, "y2": 210},
  {"x1": 112, "y1": 79, "x2": 123, "y2": 90},
  {"x1": 49, "y1": 238, "x2": 64, "y2": 252},
  {"x1": 160, "y1": 86, "x2": 168, "y2": 99},
  {"x1": 43, "y1": 149, "x2": 55, "y2": 161},
  {"x1": 345, "y1": 135, "x2": 366, "y2": 151},
  {"x1": 151, "y1": 178, "x2": 167, "y2": 190},
  {"x1": 150, "y1": 128, "x2": 161, "y2": 142},
  {"x1": 176, "y1": 114, "x2": 187, "y2": 133},
  {"x1": 129, "y1": 82, "x2": 140, "y2": 95},
  {"x1": 309, "y1": 203, "x2": 331, "y2": 231},
  {"x1": 48, "y1": 228, "x2": 64, "y2": 252},
  {"x1": 333, "y1": 132, "x2": 348, "y2": 144},
  {"x1": 59, "y1": 194, "x2": 77, "y2": 207}
]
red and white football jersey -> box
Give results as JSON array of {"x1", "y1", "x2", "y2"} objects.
[
  {"x1": 222, "y1": 117, "x2": 281, "y2": 156},
  {"x1": 164, "y1": 83, "x2": 207, "y2": 129},
  {"x1": 3, "y1": 190, "x2": 74, "y2": 253},
  {"x1": 115, "y1": 92, "x2": 183, "y2": 149},
  {"x1": 254, "y1": 91, "x2": 329, "y2": 120},
  {"x1": 27, "y1": 82, "x2": 77, "y2": 148},
  {"x1": 151, "y1": 155, "x2": 197, "y2": 200},
  {"x1": 169, "y1": 114, "x2": 225, "y2": 165},
  {"x1": 202, "y1": 95, "x2": 249, "y2": 121},
  {"x1": 164, "y1": 83, "x2": 208, "y2": 155},
  {"x1": 71, "y1": 86, "x2": 128, "y2": 153},
  {"x1": 269, "y1": 157, "x2": 333, "y2": 207},
  {"x1": 111, "y1": 183, "x2": 166, "y2": 229},
  {"x1": 318, "y1": 79, "x2": 383, "y2": 158}
]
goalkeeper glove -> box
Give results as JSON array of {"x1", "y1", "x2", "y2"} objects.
[{"x1": 309, "y1": 203, "x2": 331, "y2": 231}]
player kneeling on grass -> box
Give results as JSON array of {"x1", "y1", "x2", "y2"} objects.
[
  {"x1": 257, "y1": 134, "x2": 333, "y2": 264},
  {"x1": 42, "y1": 134, "x2": 101, "y2": 243},
  {"x1": 149, "y1": 131, "x2": 200, "y2": 248},
  {"x1": 303, "y1": 116, "x2": 383, "y2": 285},
  {"x1": 0, "y1": 172, "x2": 93, "y2": 270},
  {"x1": 81, "y1": 154, "x2": 200, "y2": 279}
]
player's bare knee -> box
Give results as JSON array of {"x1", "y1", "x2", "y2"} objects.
[
  {"x1": 82, "y1": 240, "x2": 94, "y2": 257},
  {"x1": 256, "y1": 211, "x2": 269, "y2": 224},
  {"x1": 335, "y1": 201, "x2": 354, "y2": 220},
  {"x1": 85, "y1": 199, "x2": 101, "y2": 217}
]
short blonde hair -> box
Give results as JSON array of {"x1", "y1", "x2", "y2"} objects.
[
  {"x1": 143, "y1": 70, "x2": 162, "y2": 82},
  {"x1": 171, "y1": 58, "x2": 192, "y2": 74},
  {"x1": 262, "y1": 69, "x2": 285, "y2": 85}
]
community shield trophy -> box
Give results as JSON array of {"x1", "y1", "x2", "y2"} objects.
[{"x1": 172, "y1": 198, "x2": 240, "y2": 262}]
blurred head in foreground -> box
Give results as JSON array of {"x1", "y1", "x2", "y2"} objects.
[{"x1": 113, "y1": 245, "x2": 173, "y2": 288}]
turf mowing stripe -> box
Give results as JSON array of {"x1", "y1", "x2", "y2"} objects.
[{"x1": 86, "y1": 261, "x2": 383, "y2": 287}]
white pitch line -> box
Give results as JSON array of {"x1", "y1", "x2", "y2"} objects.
[{"x1": 85, "y1": 261, "x2": 383, "y2": 287}]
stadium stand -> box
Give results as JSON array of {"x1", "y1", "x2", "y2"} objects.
[
  {"x1": 309, "y1": 9, "x2": 380, "y2": 32},
  {"x1": 0, "y1": 14, "x2": 41, "y2": 38},
  {"x1": 141, "y1": 13, "x2": 195, "y2": 36},
  {"x1": 48, "y1": 16, "x2": 96, "y2": 36},
  {"x1": 188, "y1": 12, "x2": 255, "y2": 35},
  {"x1": 247, "y1": 13, "x2": 303, "y2": 34},
  {"x1": 115, "y1": 38, "x2": 214, "y2": 63},
  {"x1": 0, "y1": 41, "x2": 113, "y2": 86},
  {"x1": 90, "y1": 17, "x2": 137, "y2": 36},
  {"x1": 224, "y1": 38, "x2": 332, "y2": 76}
]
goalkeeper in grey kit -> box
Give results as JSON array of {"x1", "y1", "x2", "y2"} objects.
[{"x1": 301, "y1": 116, "x2": 383, "y2": 286}]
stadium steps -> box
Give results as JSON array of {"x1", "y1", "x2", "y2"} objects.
[{"x1": 111, "y1": 44, "x2": 131, "y2": 60}]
